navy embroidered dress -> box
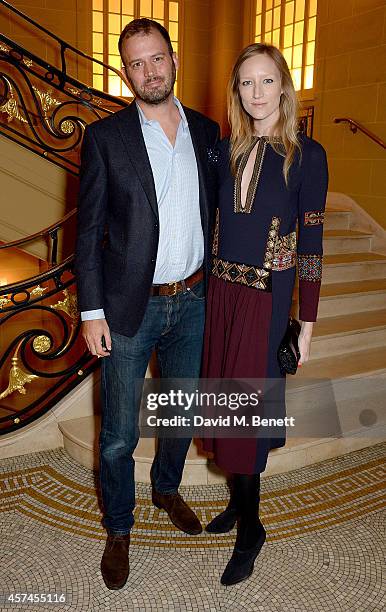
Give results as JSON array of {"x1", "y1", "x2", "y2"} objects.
[{"x1": 202, "y1": 134, "x2": 328, "y2": 474}]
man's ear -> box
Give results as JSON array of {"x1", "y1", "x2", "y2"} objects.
[
  {"x1": 120, "y1": 65, "x2": 130, "y2": 87},
  {"x1": 172, "y1": 52, "x2": 179, "y2": 71}
]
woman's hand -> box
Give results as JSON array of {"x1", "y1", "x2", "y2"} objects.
[{"x1": 298, "y1": 321, "x2": 314, "y2": 366}]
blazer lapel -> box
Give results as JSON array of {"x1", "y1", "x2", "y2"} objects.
[{"x1": 115, "y1": 102, "x2": 158, "y2": 219}]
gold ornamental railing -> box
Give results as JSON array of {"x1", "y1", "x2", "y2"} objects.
[
  {"x1": 0, "y1": 210, "x2": 97, "y2": 435},
  {"x1": 0, "y1": 0, "x2": 127, "y2": 433},
  {"x1": 0, "y1": 0, "x2": 129, "y2": 174}
]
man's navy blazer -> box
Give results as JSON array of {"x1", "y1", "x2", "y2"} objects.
[{"x1": 75, "y1": 100, "x2": 220, "y2": 337}]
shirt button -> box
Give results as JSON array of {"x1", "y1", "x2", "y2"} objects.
[{"x1": 151, "y1": 258, "x2": 155, "y2": 263}]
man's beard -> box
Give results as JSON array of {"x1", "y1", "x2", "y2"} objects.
[{"x1": 130, "y1": 63, "x2": 176, "y2": 105}]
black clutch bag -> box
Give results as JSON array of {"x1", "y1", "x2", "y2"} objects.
[{"x1": 277, "y1": 317, "x2": 301, "y2": 375}]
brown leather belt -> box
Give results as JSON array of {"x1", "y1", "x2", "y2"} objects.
[{"x1": 150, "y1": 267, "x2": 203, "y2": 296}]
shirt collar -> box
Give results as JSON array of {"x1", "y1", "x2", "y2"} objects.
[{"x1": 136, "y1": 96, "x2": 188, "y2": 131}]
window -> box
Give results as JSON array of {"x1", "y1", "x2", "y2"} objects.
[
  {"x1": 92, "y1": 0, "x2": 180, "y2": 97},
  {"x1": 255, "y1": 0, "x2": 317, "y2": 92}
]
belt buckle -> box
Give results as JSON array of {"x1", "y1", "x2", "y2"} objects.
[{"x1": 168, "y1": 281, "x2": 178, "y2": 296}]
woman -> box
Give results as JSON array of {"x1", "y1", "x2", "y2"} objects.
[{"x1": 202, "y1": 43, "x2": 328, "y2": 586}]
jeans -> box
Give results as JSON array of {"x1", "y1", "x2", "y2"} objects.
[{"x1": 99, "y1": 279, "x2": 205, "y2": 535}]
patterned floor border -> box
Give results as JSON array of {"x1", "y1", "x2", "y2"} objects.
[
  {"x1": 0, "y1": 443, "x2": 385, "y2": 611},
  {"x1": 0, "y1": 443, "x2": 385, "y2": 547}
]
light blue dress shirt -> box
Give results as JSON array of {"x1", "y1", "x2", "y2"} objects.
[{"x1": 81, "y1": 97, "x2": 202, "y2": 321}]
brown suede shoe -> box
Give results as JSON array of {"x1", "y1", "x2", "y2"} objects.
[
  {"x1": 152, "y1": 490, "x2": 202, "y2": 535},
  {"x1": 100, "y1": 533, "x2": 130, "y2": 590}
]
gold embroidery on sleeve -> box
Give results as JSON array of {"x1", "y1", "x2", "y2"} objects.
[
  {"x1": 298, "y1": 254, "x2": 323, "y2": 281},
  {"x1": 304, "y1": 211, "x2": 325, "y2": 226}
]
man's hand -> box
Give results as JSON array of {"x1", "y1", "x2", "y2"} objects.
[
  {"x1": 298, "y1": 321, "x2": 314, "y2": 366},
  {"x1": 82, "y1": 319, "x2": 112, "y2": 358}
]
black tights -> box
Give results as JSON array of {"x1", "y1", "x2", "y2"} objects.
[{"x1": 231, "y1": 473, "x2": 261, "y2": 551}]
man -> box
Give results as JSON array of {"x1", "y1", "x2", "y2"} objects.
[{"x1": 75, "y1": 18, "x2": 219, "y2": 590}]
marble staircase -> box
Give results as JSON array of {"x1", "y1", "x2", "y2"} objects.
[{"x1": 58, "y1": 194, "x2": 386, "y2": 481}]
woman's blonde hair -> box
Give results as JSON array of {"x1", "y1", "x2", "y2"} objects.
[{"x1": 228, "y1": 43, "x2": 301, "y2": 185}]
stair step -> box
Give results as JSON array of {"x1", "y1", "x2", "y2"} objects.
[
  {"x1": 326, "y1": 205, "x2": 352, "y2": 212},
  {"x1": 293, "y1": 346, "x2": 386, "y2": 382},
  {"x1": 284, "y1": 372, "x2": 386, "y2": 454},
  {"x1": 59, "y1": 359, "x2": 386, "y2": 481},
  {"x1": 286, "y1": 357, "x2": 386, "y2": 439},
  {"x1": 321, "y1": 278, "x2": 386, "y2": 296},
  {"x1": 309, "y1": 310, "x2": 386, "y2": 359},
  {"x1": 324, "y1": 229, "x2": 373, "y2": 237},
  {"x1": 323, "y1": 252, "x2": 386, "y2": 282},
  {"x1": 324, "y1": 252, "x2": 386, "y2": 263},
  {"x1": 294, "y1": 278, "x2": 386, "y2": 317},
  {"x1": 323, "y1": 210, "x2": 351, "y2": 230},
  {"x1": 326, "y1": 194, "x2": 352, "y2": 211},
  {"x1": 59, "y1": 416, "x2": 209, "y2": 480},
  {"x1": 323, "y1": 229, "x2": 373, "y2": 255}
]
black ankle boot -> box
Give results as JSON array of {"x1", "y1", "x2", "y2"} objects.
[
  {"x1": 220, "y1": 519, "x2": 266, "y2": 585},
  {"x1": 205, "y1": 505, "x2": 238, "y2": 534},
  {"x1": 205, "y1": 478, "x2": 238, "y2": 534},
  {"x1": 220, "y1": 474, "x2": 266, "y2": 586}
]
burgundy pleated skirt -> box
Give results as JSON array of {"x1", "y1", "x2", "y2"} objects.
[{"x1": 201, "y1": 274, "x2": 275, "y2": 474}]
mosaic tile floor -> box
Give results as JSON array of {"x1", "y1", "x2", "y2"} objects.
[{"x1": 0, "y1": 443, "x2": 385, "y2": 611}]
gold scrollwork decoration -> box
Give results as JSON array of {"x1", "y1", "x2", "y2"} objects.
[
  {"x1": 0, "y1": 285, "x2": 46, "y2": 310},
  {"x1": 49, "y1": 290, "x2": 79, "y2": 356},
  {"x1": 0, "y1": 79, "x2": 28, "y2": 124},
  {"x1": 0, "y1": 43, "x2": 32, "y2": 67},
  {"x1": 0, "y1": 295, "x2": 11, "y2": 309},
  {"x1": 50, "y1": 289, "x2": 79, "y2": 321},
  {"x1": 32, "y1": 335, "x2": 51, "y2": 353},
  {"x1": 60, "y1": 120, "x2": 75, "y2": 134},
  {"x1": 68, "y1": 87, "x2": 80, "y2": 96},
  {"x1": 32, "y1": 86, "x2": 60, "y2": 116},
  {"x1": 66, "y1": 85, "x2": 103, "y2": 106},
  {"x1": 92, "y1": 96, "x2": 103, "y2": 106},
  {"x1": 0, "y1": 355, "x2": 38, "y2": 401},
  {"x1": 32, "y1": 88, "x2": 78, "y2": 135},
  {"x1": 30, "y1": 285, "x2": 47, "y2": 298}
]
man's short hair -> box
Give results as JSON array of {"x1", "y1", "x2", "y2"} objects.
[{"x1": 119, "y1": 18, "x2": 174, "y2": 59}]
